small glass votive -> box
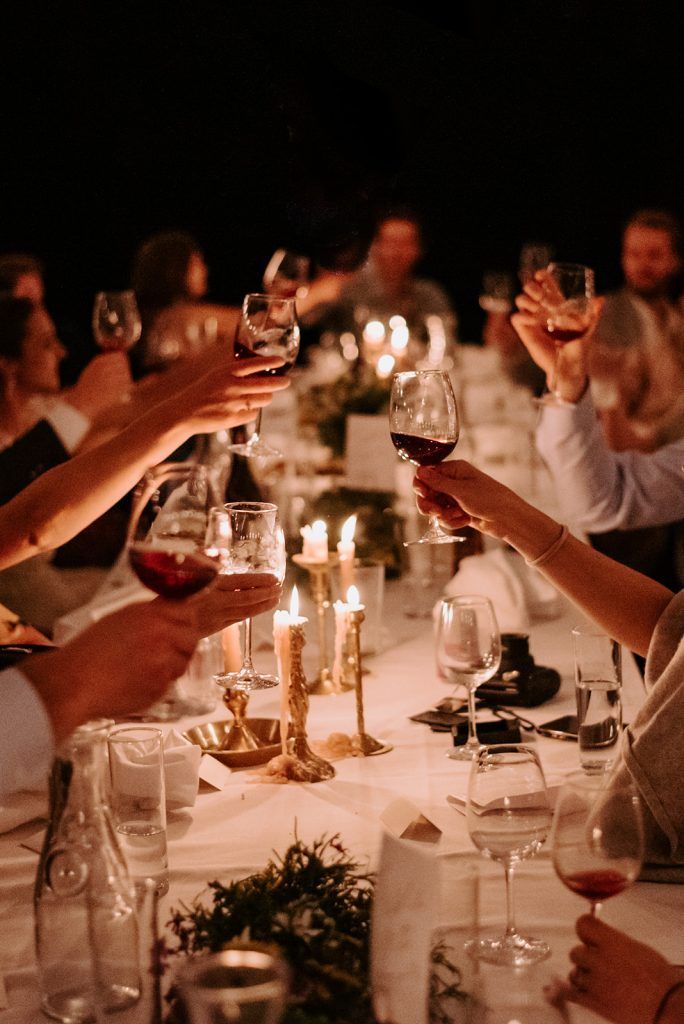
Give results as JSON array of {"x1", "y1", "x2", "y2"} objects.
[{"x1": 175, "y1": 947, "x2": 289, "y2": 1024}]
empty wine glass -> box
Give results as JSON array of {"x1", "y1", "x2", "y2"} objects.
[
  {"x1": 389, "y1": 369, "x2": 462, "y2": 545},
  {"x1": 551, "y1": 771, "x2": 644, "y2": 917},
  {"x1": 437, "y1": 595, "x2": 501, "y2": 760},
  {"x1": 127, "y1": 463, "x2": 222, "y2": 599},
  {"x1": 263, "y1": 248, "x2": 311, "y2": 299},
  {"x1": 535, "y1": 262, "x2": 595, "y2": 407},
  {"x1": 467, "y1": 744, "x2": 552, "y2": 966},
  {"x1": 92, "y1": 290, "x2": 142, "y2": 352},
  {"x1": 213, "y1": 501, "x2": 286, "y2": 691},
  {"x1": 229, "y1": 294, "x2": 300, "y2": 459}
]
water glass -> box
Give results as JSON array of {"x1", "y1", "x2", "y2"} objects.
[
  {"x1": 107, "y1": 727, "x2": 170, "y2": 896},
  {"x1": 572, "y1": 628, "x2": 622, "y2": 774}
]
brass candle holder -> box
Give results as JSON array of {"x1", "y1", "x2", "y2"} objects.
[
  {"x1": 347, "y1": 606, "x2": 393, "y2": 756},
  {"x1": 293, "y1": 553, "x2": 338, "y2": 695},
  {"x1": 285, "y1": 622, "x2": 335, "y2": 781}
]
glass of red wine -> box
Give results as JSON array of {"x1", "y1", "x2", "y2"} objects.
[
  {"x1": 127, "y1": 463, "x2": 222, "y2": 600},
  {"x1": 229, "y1": 293, "x2": 300, "y2": 459},
  {"x1": 212, "y1": 501, "x2": 286, "y2": 691},
  {"x1": 389, "y1": 369, "x2": 463, "y2": 545},
  {"x1": 92, "y1": 290, "x2": 142, "y2": 353},
  {"x1": 551, "y1": 771, "x2": 644, "y2": 917},
  {"x1": 535, "y1": 262, "x2": 595, "y2": 407}
]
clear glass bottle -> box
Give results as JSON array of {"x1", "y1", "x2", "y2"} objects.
[{"x1": 34, "y1": 719, "x2": 141, "y2": 1023}]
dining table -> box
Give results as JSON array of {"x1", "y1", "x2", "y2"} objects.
[{"x1": 2, "y1": 562, "x2": 684, "y2": 1023}]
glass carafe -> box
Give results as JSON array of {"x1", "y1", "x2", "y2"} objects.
[{"x1": 34, "y1": 719, "x2": 141, "y2": 1023}]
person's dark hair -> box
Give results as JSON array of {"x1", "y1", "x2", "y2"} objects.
[
  {"x1": 131, "y1": 231, "x2": 202, "y2": 317},
  {"x1": 624, "y1": 209, "x2": 682, "y2": 257},
  {"x1": 0, "y1": 295, "x2": 34, "y2": 362},
  {"x1": 0, "y1": 254, "x2": 44, "y2": 295}
]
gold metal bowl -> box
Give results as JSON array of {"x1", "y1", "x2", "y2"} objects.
[{"x1": 183, "y1": 718, "x2": 285, "y2": 768}]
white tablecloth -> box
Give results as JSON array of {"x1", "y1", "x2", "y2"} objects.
[{"x1": 2, "y1": 591, "x2": 683, "y2": 1023}]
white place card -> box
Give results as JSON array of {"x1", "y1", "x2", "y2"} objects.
[
  {"x1": 380, "y1": 797, "x2": 442, "y2": 844},
  {"x1": 372, "y1": 831, "x2": 440, "y2": 1024},
  {"x1": 345, "y1": 414, "x2": 398, "y2": 492},
  {"x1": 198, "y1": 755, "x2": 233, "y2": 790}
]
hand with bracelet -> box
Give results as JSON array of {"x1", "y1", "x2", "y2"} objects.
[{"x1": 549, "y1": 914, "x2": 684, "y2": 1024}]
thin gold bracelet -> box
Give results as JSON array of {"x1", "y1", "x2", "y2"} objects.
[{"x1": 524, "y1": 525, "x2": 570, "y2": 568}]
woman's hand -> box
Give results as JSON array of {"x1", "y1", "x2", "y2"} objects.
[
  {"x1": 553, "y1": 915, "x2": 683, "y2": 1024},
  {"x1": 172, "y1": 355, "x2": 291, "y2": 434},
  {"x1": 188, "y1": 572, "x2": 283, "y2": 637}
]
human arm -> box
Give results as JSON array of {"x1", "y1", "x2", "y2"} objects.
[
  {"x1": 413, "y1": 460, "x2": 673, "y2": 657},
  {"x1": 0, "y1": 356, "x2": 289, "y2": 571},
  {"x1": 555, "y1": 914, "x2": 684, "y2": 1024}
]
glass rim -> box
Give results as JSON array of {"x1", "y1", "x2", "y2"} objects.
[
  {"x1": 222, "y1": 501, "x2": 278, "y2": 513},
  {"x1": 107, "y1": 725, "x2": 163, "y2": 744},
  {"x1": 571, "y1": 625, "x2": 617, "y2": 639},
  {"x1": 392, "y1": 368, "x2": 450, "y2": 380},
  {"x1": 242, "y1": 291, "x2": 297, "y2": 306},
  {"x1": 439, "y1": 593, "x2": 495, "y2": 607}
]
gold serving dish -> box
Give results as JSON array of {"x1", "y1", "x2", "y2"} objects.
[{"x1": 184, "y1": 718, "x2": 286, "y2": 769}]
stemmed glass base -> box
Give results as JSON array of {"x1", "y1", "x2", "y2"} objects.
[
  {"x1": 214, "y1": 667, "x2": 279, "y2": 692},
  {"x1": 466, "y1": 932, "x2": 550, "y2": 967},
  {"x1": 228, "y1": 437, "x2": 283, "y2": 460},
  {"x1": 404, "y1": 514, "x2": 467, "y2": 547}
]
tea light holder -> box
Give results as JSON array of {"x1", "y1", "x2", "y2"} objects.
[
  {"x1": 293, "y1": 552, "x2": 339, "y2": 695},
  {"x1": 346, "y1": 603, "x2": 392, "y2": 756}
]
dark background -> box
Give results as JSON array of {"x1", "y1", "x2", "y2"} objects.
[{"x1": 1, "y1": 0, "x2": 682, "y2": 348}]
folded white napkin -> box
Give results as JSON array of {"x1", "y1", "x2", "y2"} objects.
[
  {"x1": 441, "y1": 547, "x2": 561, "y2": 631},
  {"x1": 110, "y1": 729, "x2": 200, "y2": 811}
]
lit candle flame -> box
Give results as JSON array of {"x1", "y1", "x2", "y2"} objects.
[
  {"x1": 311, "y1": 520, "x2": 327, "y2": 538},
  {"x1": 347, "y1": 585, "x2": 360, "y2": 606},
  {"x1": 341, "y1": 514, "x2": 357, "y2": 544},
  {"x1": 289, "y1": 585, "x2": 299, "y2": 619}
]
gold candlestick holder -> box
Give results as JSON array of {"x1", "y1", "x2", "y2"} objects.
[
  {"x1": 347, "y1": 607, "x2": 393, "y2": 756},
  {"x1": 285, "y1": 623, "x2": 335, "y2": 781},
  {"x1": 293, "y1": 553, "x2": 338, "y2": 695},
  {"x1": 217, "y1": 687, "x2": 262, "y2": 752}
]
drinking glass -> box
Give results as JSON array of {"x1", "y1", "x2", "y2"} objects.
[
  {"x1": 572, "y1": 627, "x2": 622, "y2": 774},
  {"x1": 467, "y1": 744, "x2": 552, "y2": 965},
  {"x1": 438, "y1": 595, "x2": 501, "y2": 761},
  {"x1": 176, "y1": 948, "x2": 289, "y2": 1024},
  {"x1": 213, "y1": 502, "x2": 286, "y2": 691},
  {"x1": 92, "y1": 290, "x2": 142, "y2": 352},
  {"x1": 389, "y1": 369, "x2": 462, "y2": 545},
  {"x1": 262, "y1": 248, "x2": 311, "y2": 299},
  {"x1": 126, "y1": 463, "x2": 222, "y2": 600},
  {"x1": 535, "y1": 262, "x2": 595, "y2": 407},
  {"x1": 229, "y1": 293, "x2": 300, "y2": 459},
  {"x1": 551, "y1": 771, "x2": 644, "y2": 916}
]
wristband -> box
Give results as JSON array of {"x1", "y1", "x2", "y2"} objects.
[
  {"x1": 525, "y1": 525, "x2": 570, "y2": 568},
  {"x1": 653, "y1": 979, "x2": 684, "y2": 1024}
]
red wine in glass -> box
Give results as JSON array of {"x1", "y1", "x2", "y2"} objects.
[
  {"x1": 390, "y1": 432, "x2": 456, "y2": 465},
  {"x1": 561, "y1": 868, "x2": 630, "y2": 902},
  {"x1": 542, "y1": 324, "x2": 588, "y2": 344},
  {"x1": 129, "y1": 545, "x2": 219, "y2": 599},
  {"x1": 233, "y1": 339, "x2": 293, "y2": 377}
]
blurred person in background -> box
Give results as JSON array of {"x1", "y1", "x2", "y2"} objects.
[
  {"x1": 131, "y1": 230, "x2": 240, "y2": 373},
  {"x1": 0, "y1": 252, "x2": 45, "y2": 303}
]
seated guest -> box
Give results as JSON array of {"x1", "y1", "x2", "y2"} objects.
[
  {"x1": 512, "y1": 272, "x2": 684, "y2": 593},
  {"x1": 0, "y1": 252, "x2": 45, "y2": 303},
  {"x1": 131, "y1": 229, "x2": 240, "y2": 371},
  {"x1": 413, "y1": 458, "x2": 684, "y2": 868}
]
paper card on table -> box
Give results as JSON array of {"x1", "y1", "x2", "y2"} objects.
[
  {"x1": 381, "y1": 797, "x2": 442, "y2": 844},
  {"x1": 345, "y1": 414, "x2": 397, "y2": 492},
  {"x1": 198, "y1": 754, "x2": 233, "y2": 790},
  {"x1": 19, "y1": 824, "x2": 46, "y2": 855},
  {"x1": 447, "y1": 785, "x2": 560, "y2": 816},
  {"x1": 372, "y1": 831, "x2": 439, "y2": 1024}
]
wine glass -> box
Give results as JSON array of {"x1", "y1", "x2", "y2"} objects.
[
  {"x1": 262, "y1": 248, "x2": 311, "y2": 299},
  {"x1": 437, "y1": 595, "x2": 501, "y2": 760},
  {"x1": 535, "y1": 262, "x2": 595, "y2": 407},
  {"x1": 467, "y1": 744, "x2": 553, "y2": 966},
  {"x1": 213, "y1": 501, "x2": 286, "y2": 691},
  {"x1": 229, "y1": 293, "x2": 300, "y2": 459},
  {"x1": 127, "y1": 462, "x2": 222, "y2": 599},
  {"x1": 551, "y1": 771, "x2": 644, "y2": 917},
  {"x1": 389, "y1": 369, "x2": 462, "y2": 545},
  {"x1": 92, "y1": 290, "x2": 142, "y2": 352}
]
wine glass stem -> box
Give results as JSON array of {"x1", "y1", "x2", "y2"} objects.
[
  {"x1": 504, "y1": 863, "x2": 517, "y2": 938},
  {"x1": 242, "y1": 618, "x2": 255, "y2": 671},
  {"x1": 249, "y1": 410, "x2": 263, "y2": 445},
  {"x1": 464, "y1": 683, "x2": 479, "y2": 751},
  {"x1": 591, "y1": 901, "x2": 601, "y2": 918},
  {"x1": 549, "y1": 341, "x2": 562, "y2": 395}
]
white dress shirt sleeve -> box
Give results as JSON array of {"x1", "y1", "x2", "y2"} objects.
[
  {"x1": 535, "y1": 390, "x2": 684, "y2": 532},
  {"x1": 0, "y1": 668, "x2": 55, "y2": 798}
]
